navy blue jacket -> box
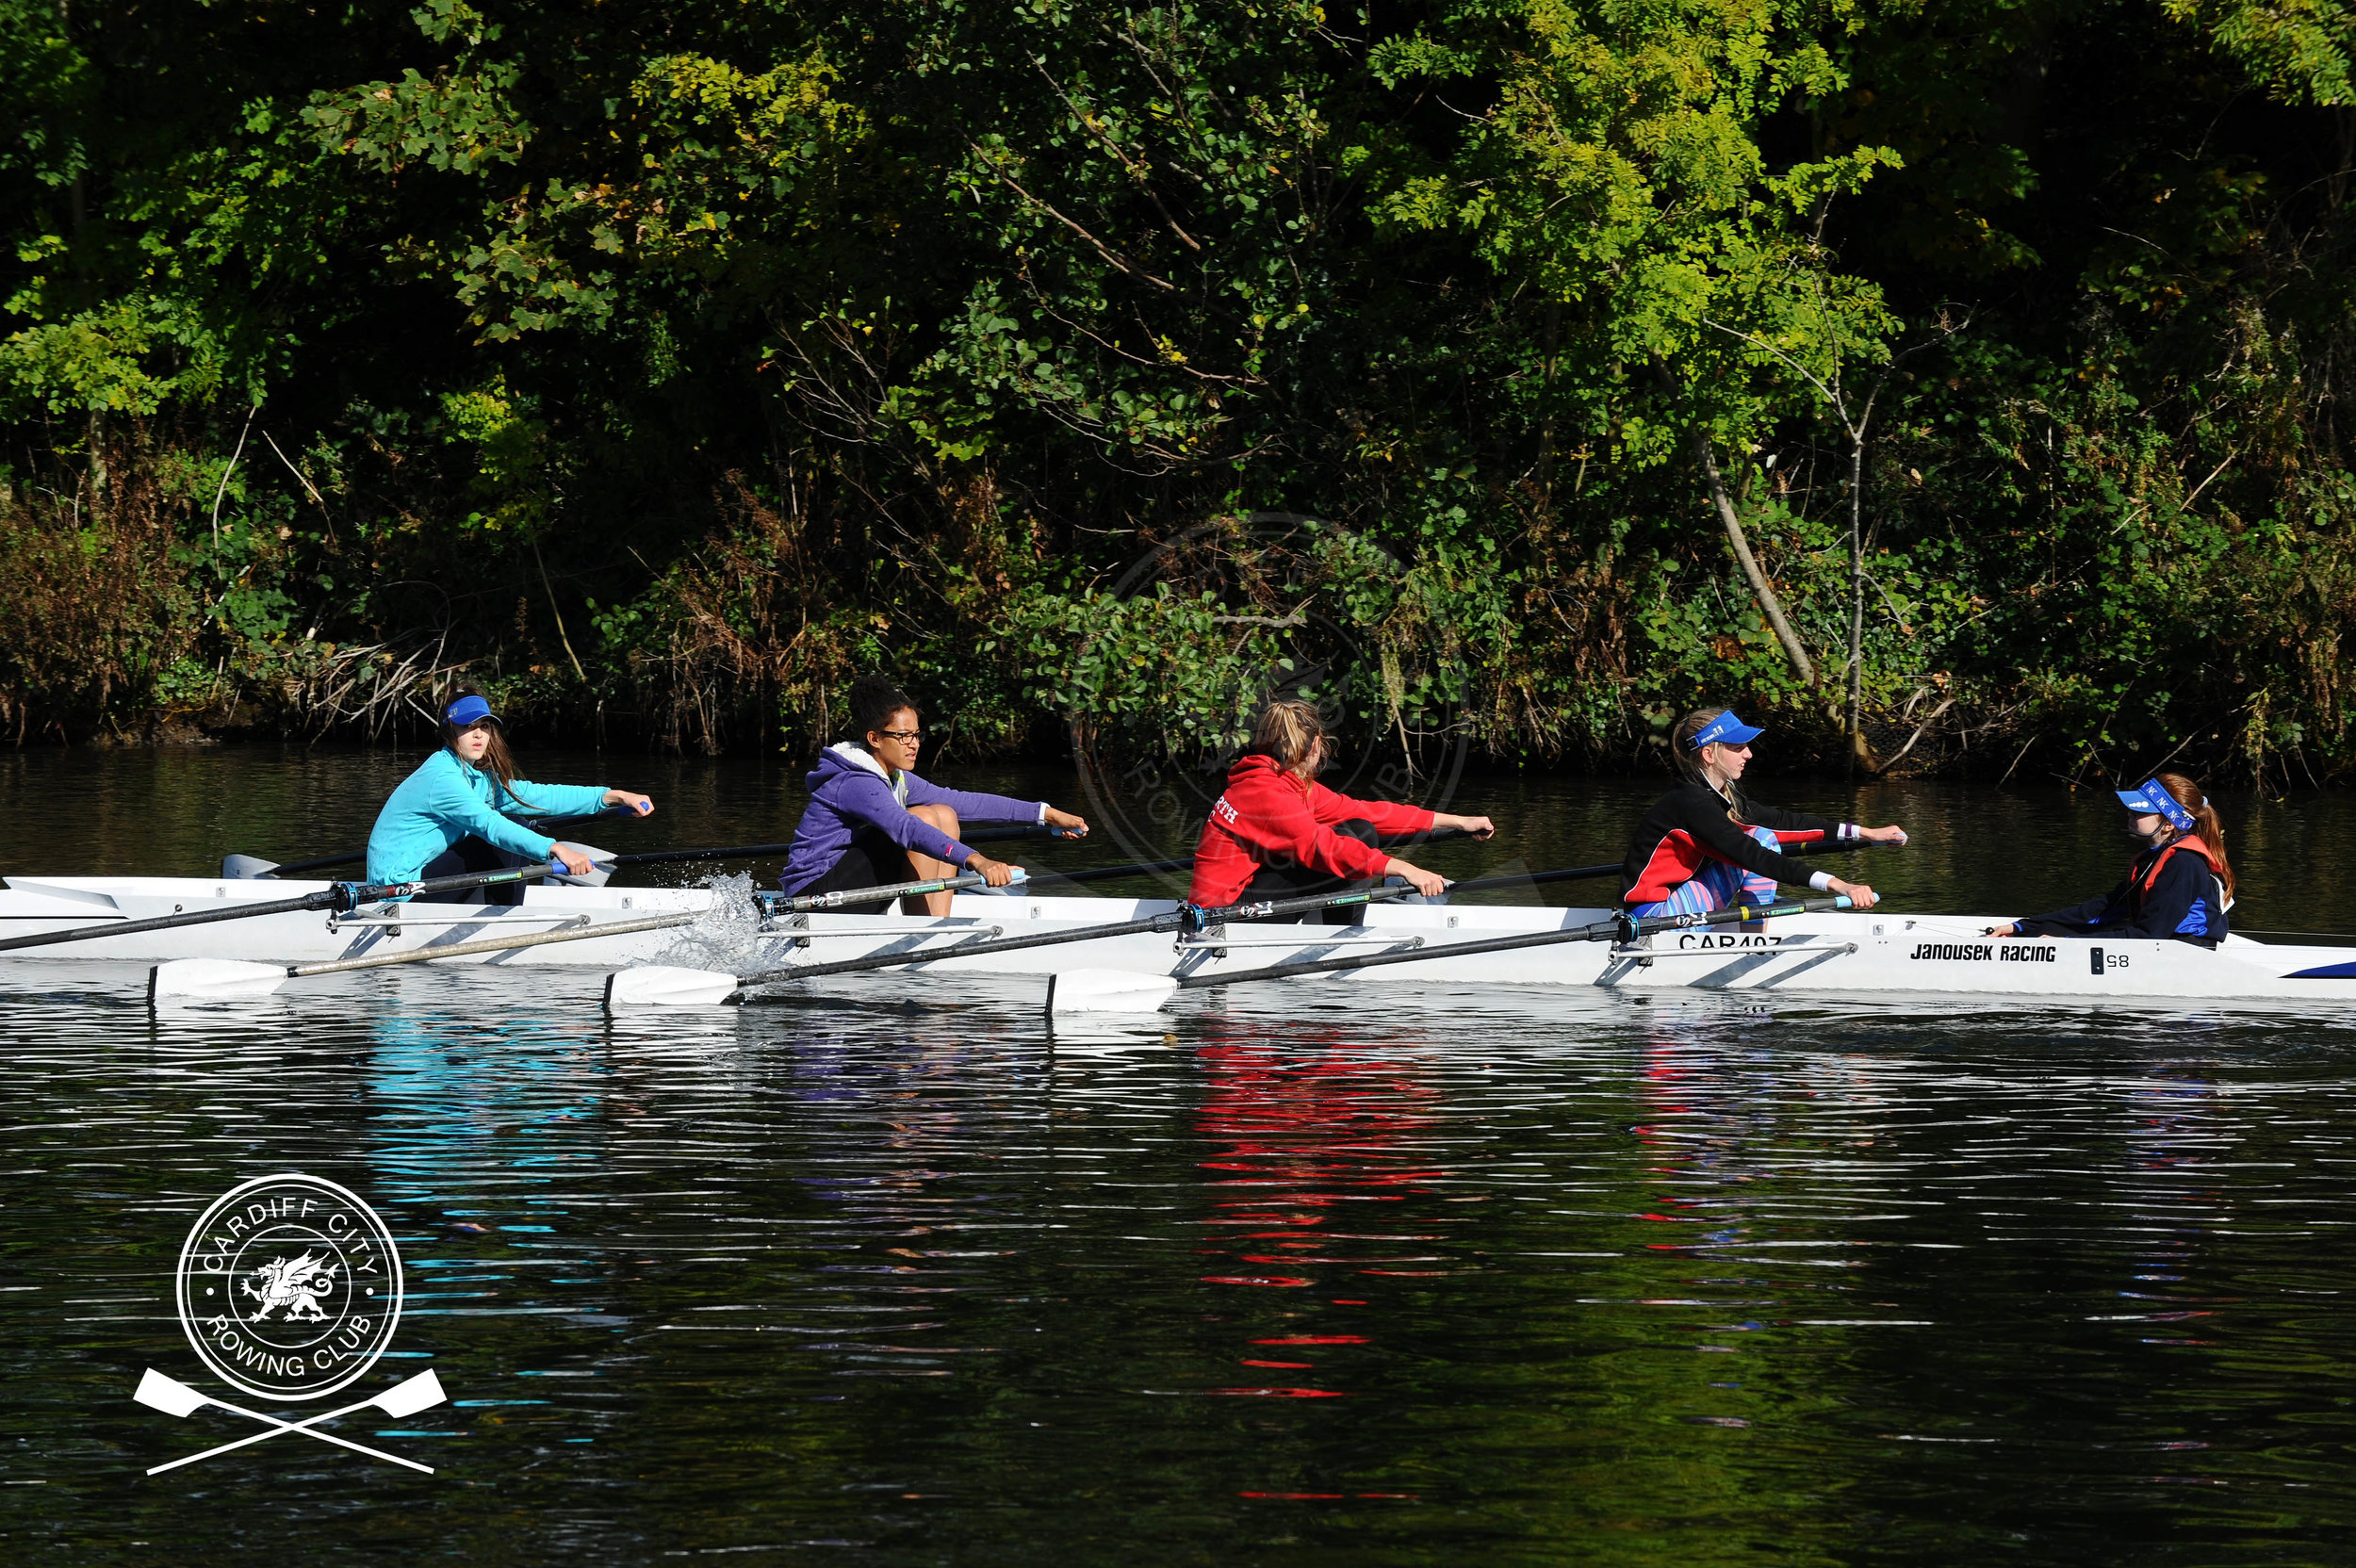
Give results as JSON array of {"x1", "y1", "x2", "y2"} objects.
[{"x1": 2015, "y1": 838, "x2": 2229, "y2": 946}]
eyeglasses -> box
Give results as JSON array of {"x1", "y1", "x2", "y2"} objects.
[{"x1": 875, "y1": 729, "x2": 923, "y2": 743}]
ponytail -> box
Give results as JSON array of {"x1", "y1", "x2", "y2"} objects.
[
  {"x1": 1670, "y1": 706, "x2": 1750, "y2": 825},
  {"x1": 2154, "y1": 771, "x2": 2235, "y2": 904},
  {"x1": 1247, "y1": 698, "x2": 1329, "y2": 778}
]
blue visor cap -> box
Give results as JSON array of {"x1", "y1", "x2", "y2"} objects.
[
  {"x1": 1688, "y1": 711, "x2": 1767, "y2": 751},
  {"x1": 444, "y1": 694, "x2": 502, "y2": 728},
  {"x1": 2117, "y1": 778, "x2": 2195, "y2": 832}
]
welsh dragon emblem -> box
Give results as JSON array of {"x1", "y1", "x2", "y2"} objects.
[{"x1": 239, "y1": 1250, "x2": 341, "y2": 1323}]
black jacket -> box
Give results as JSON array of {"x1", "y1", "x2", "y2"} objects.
[
  {"x1": 1621, "y1": 781, "x2": 1853, "y2": 905},
  {"x1": 2015, "y1": 838, "x2": 2229, "y2": 946}
]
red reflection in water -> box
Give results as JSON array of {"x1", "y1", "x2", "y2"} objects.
[{"x1": 1193, "y1": 1033, "x2": 1450, "y2": 1421}]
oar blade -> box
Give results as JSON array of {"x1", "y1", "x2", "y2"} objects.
[
  {"x1": 604, "y1": 966, "x2": 741, "y2": 1010},
  {"x1": 1046, "y1": 969, "x2": 1179, "y2": 1016},
  {"x1": 220, "y1": 854, "x2": 280, "y2": 880},
  {"x1": 134, "y1": 1367, "x2": 208, "y2": 1418},
  {"x1": 148, "y1": 959, "x2": 288, "y2": 1002},
  {"x1": 372, "y1": 1367, "x2": 447, "y2": 1419}
]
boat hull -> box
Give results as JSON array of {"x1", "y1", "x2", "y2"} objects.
[{"x1": 2, "y1": 875, "x2": 2348, "y2": 1004}]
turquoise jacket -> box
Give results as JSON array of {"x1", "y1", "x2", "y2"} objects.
[{"x1": 366, "y1": 748, "x2": 608, "y2": 885}]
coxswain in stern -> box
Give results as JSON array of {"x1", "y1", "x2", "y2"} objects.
[
  {"x1": 1187, "y1": 699, "x2": 1496, "y2": 923},
  {"x1": 365, "y1": 691, "x2": 655, "y2": 905},
  {"x1": 777, "y1": 674, "x2": 1091, "y2": 916},
  {"x1": 1621, "y1": 708, "x2": 1905, "y2": 918},
  {"x1": 1988, "y1": 774, "x2": 2235, "y2": 945}
]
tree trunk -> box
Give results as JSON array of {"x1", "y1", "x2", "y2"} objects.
[
  {"x1": 1689, "y1": 428, "x2": 1817, "y2": 686},
  {"x1": 1847, "y1": 434, "x2": 1867, "y2": 773}
]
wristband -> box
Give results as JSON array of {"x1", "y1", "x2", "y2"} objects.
[{"x1": 1808, "y1": 871, "x2": 1835, "y2": 891}]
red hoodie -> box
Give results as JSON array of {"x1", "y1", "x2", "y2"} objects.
[{"x1": 1187, "y1": 754, "x2": 1437, "y2": 906}]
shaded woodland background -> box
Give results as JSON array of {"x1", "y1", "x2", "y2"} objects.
[{"x1": 7, "y1": 0, "x2": 2356, "y2": 783}]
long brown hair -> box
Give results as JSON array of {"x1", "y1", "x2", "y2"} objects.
[
  {"x1": 440, "y1": 689, "x2": 540, "y2": 809},
  {"x1": 1247, "y1": 698, "x2": 1327, "y2": 778},
  {"x1": 1671, "y1": 705, "x2": 1750, "y2": 825},
  {"x1": 2152, "y1": 771, "x2": 2235, "y2": 902}
]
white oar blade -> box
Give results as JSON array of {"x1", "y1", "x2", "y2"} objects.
[
  {"x1": 148, "y1": 959, "x2": 288, "y2": 1001},
  {"x1": 1047, "y1": 969, "x2": 1179, "y2": 1016},
  {"x1": 220, "y1": 854, "x2": 280, "y2": 879},
  {"x1": 372, "y1": 1367, "x2": 447, "y2": 1419},
  {"x1": 134, "y1": 1367, "x2": 208, "y2": 1418},
  {"x1": 604, "y1": 966, "x2": 740, "y2": 1010}
]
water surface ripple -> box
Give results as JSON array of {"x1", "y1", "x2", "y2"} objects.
[
  {"x1": 8, "y1": 757, "x2": 2356, "y2": 1563},
  {"x1": 6, "y1": 979, "x2": 2356, "y2": 1564}
]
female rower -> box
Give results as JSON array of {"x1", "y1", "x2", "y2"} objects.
[
  {"x1": 366, "y1": 691, "x2": 655, "y2": 905},
  {"x1": 1987, "y1": 775, "x2": 2233, "y2": 945},
  {"x1": 1188, "y1": 698, "x2": 1495, "y2": 920},
  {"x1": 1621, "y1": 708, "x2": 1905, "y2": 916},
  {"x1": 778, "y1": 674, "x2": 1091, "y2": 915}
]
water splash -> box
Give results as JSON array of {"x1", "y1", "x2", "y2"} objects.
[{"x1": 643, "y1": 871, "x2": 767, "y2": 970}]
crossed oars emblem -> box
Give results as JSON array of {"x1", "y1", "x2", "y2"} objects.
[
  {"x1": 136, "y1": 1366, "x2": 447, "y2": 1475},
  {"x1": 144, "y1": 1172, "x2": 445, "y2": 1478}
]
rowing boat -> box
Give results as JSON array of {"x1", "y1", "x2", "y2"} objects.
[{"x1": 6, "y1": 872, "x2": 2354, "y2": 1004}]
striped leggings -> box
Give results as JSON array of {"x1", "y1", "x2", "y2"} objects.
[{"x1": 1629, "y1": 825, "x2": 1781, "y2": 919}]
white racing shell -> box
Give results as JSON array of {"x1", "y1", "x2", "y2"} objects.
[{"x1": 3, "y1": 872, "x2": 2354, "y2": 1004}]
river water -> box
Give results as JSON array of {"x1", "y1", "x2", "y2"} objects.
[{"x1": 5, "y1": 746, "x2": 2356, "y2": 1564}]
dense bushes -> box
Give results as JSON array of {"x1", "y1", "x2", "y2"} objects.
[{"x1": 6, "y1": 0, "x2": 2356, "y2": 783}]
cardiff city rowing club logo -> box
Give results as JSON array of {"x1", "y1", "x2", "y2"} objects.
[{"x1": 133, "y1": 1172, "x2": 448, "y2": 1476}]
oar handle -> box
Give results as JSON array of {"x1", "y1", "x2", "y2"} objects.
[
  {"x1": 351, "y1": 860, "x2": 561, "y2": 905},
  {"x1": 963, "y1": 823, "x2": 1085, "y2": 844},
  {"x1": 770, "y1": 868, "x2": 1021, "y2": 913}
]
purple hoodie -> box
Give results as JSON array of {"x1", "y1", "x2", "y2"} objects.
[{"x1": 777, "y1": 743, "x2": 1046, "y2": 895}]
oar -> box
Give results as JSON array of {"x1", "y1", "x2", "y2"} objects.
[
  {"x1": 1450, "y1": 832, "x2": 1894, "y2": 890},
  {"x1": 0, "y1": 858, "x2": 578, "y2": 956},
  {"x1": 760, "y1": 825, "x2": 1481, "y2": 915},
  {"x1": 1048, "y1": 894, "x2": 1857, "y2": 1013},
  {"x1": 225, "y1": 802, "x2": 652, "y2": 879},
  {"x1": 135, "y1": 1366, "x2": 442, "y2": 1475},
  {"x1": 149, "y1": 908, "x2": 709, "y2": 1001},
  {"x1": 606, "y1": 859, "x2": 1602, "y2": 1008},
  {"x1": 963, "y1": 824, "x2": 1086, "y2": 844}
]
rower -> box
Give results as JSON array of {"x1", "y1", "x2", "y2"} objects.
[
  {"x1": 1188, "y1": 698, "x2": 1495, "y2": 923},
  {"x1": 366, "y1": 692, "x2": 655, "y2": 905},
  {"x1": 777, "y1": 674, "x2": 1090, "y2": 916},
  {"x1": 1622, "y1": 708, "x2": 1903, "y2": 917},
  {"x1": 1988, "y1": 774, "x2": 2234, "y2": 945}
]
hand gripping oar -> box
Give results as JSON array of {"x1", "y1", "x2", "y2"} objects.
[
  {"x1": 136, "y1": 1366, "x2": 445, "y2": 1475},
  {"x1": 606, "y1": 858, "x2": 1599, "y2": 1008},
  {"x1": 1047, "y1": 894, "x2": 1857, "y2": 1013},
  {"x1": 0, "y1": 858, "x2": 580, "y2": 956},
  {"x1": 150, "y1": 908, "x2": 708, "y2": 1000},
  {"x1": 224, "y1": 802, "x2": 652, "y2": 879}
]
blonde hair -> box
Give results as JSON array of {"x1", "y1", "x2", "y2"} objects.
[
  {"x1": 1671, "y1": 705, "x2": 1749, "y2": 825},
  {"x1": 1249, "y1": 699, "x2": 1328, "y2": 776},
  {"x1": 2152, "y1": 771, "x2": 2236, "y2": 902}
]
